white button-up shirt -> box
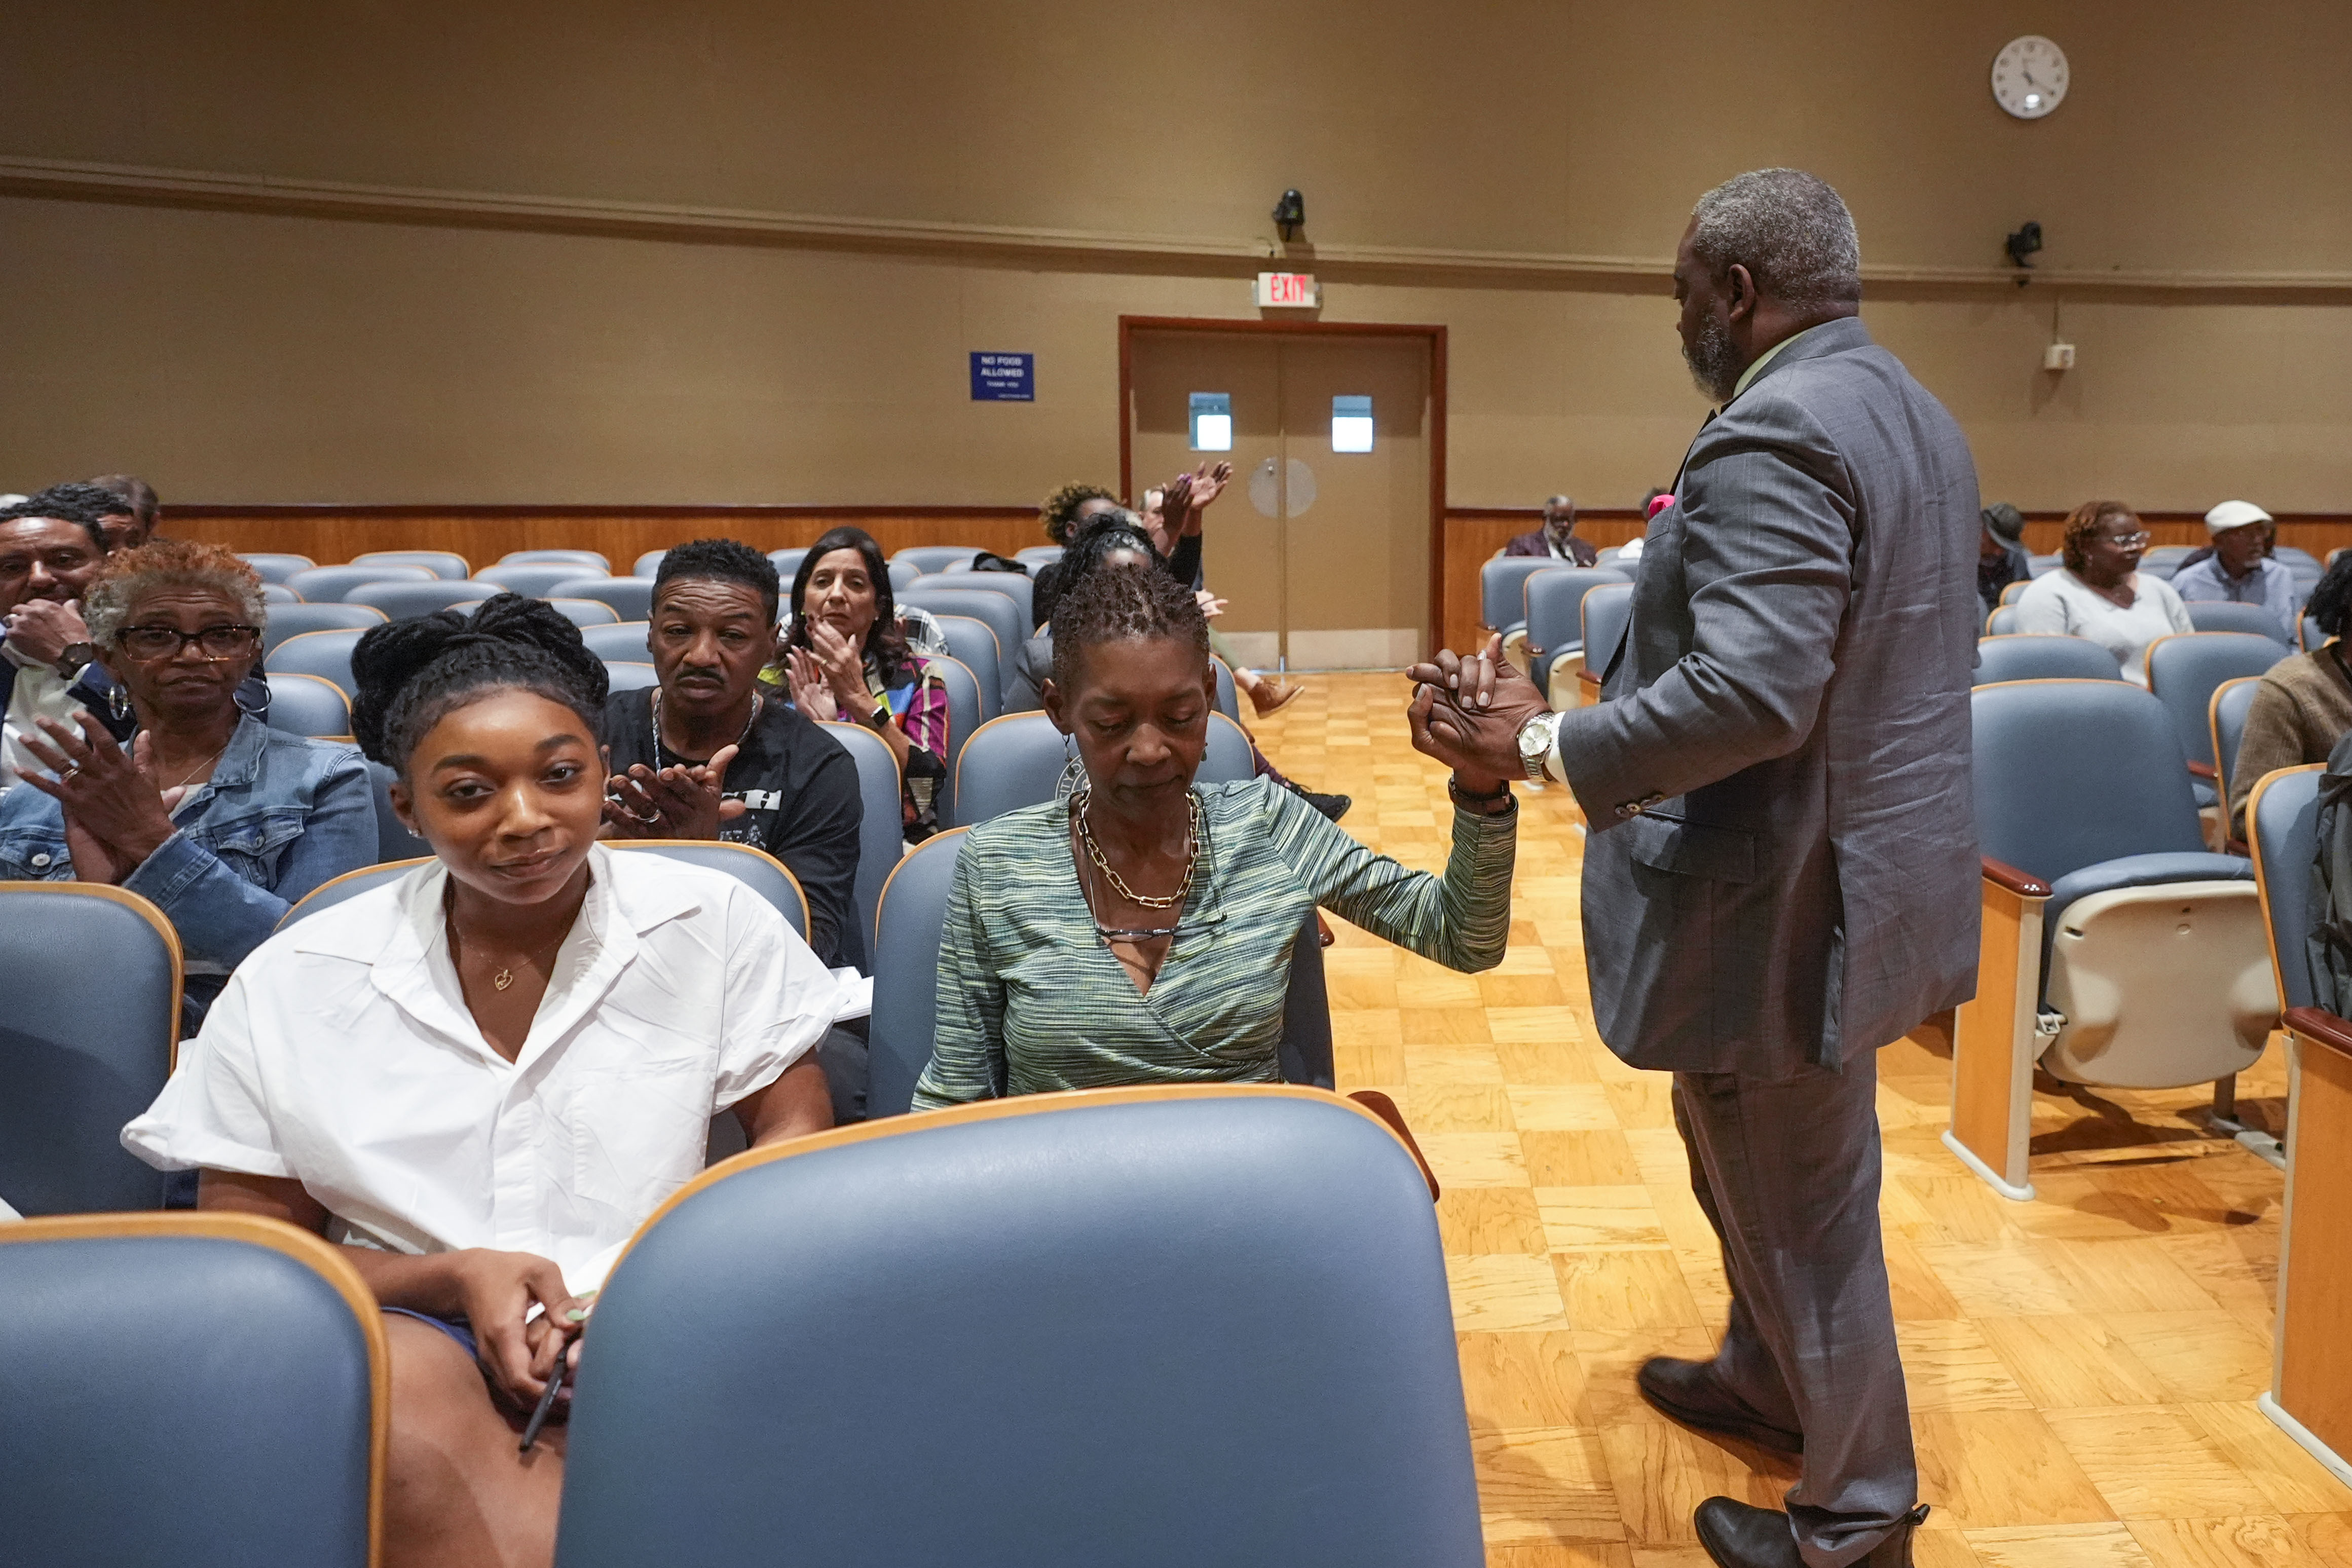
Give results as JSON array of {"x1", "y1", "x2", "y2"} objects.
[{"x1": 124, "y1": 843, "x2": 847, "y2": 1292}]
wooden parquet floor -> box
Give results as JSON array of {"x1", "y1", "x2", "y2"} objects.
[{"x1": 1251, "y1": 671, "x2": 2352, "y2": 1568}]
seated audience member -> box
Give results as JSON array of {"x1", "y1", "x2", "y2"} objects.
[
  {"x1": 123, "y1": 595, "x2": 843, "y2": 1568},
  {"x1": 87, "y1": 473, "x2": 162, "y2": 552},
  {"x1": 779, "y1": 527, "x2": 949, "y2": 841},
  {"x1": 1033, "y1": 478, "x2": 1202, "y2": 629},
  {"x1": 0, "y1": 540, "x2": 373, "y2": 1031},
  {"x1": 897, "y1": 599, "x2": 951, "y2": 659},
  {"x1": 1012, "y1": 516, "x2": 1349, "y2": 819},
  {"x1": 2013, "y1": 500, "x2": 2191, "y2": 685},
  {"x1": 2229, "y1": 551, "x2": 2352, "y2": 841},
  {"x1": 1138, "y1": 462, "x2": 1295, "y2": 717},
  {"x1": 1039, "y1": 480, "x2": 1123, "y2": 550},
  {"x1": 910, "y1": 565, "x2": 1515, "y2": 1108},
  {"x1": 601, "y1": 539, "x2": 865, "y2": 969},
  {"x1": 1977, "y1": 502, "x2": 2030, "y2": 619},
  {"x1": 1031, "y1": 482, "x2": 1127, "y2": 630},
  {"x1": 2172, "y1": 500, "x2": 2297, "y2": 638},
  {"x1": 1, "y1": 493, "x2": 115, "y2": 790},
  {"x1": 1504, "y1": 494, "x2": 1600, "y2": 566},
  {"x1": 1035, "y1": 468, "x2": 1297, "y2": 717},
  {"x1": 2, "y1": 482, "x2": 265, "y2": 751}
]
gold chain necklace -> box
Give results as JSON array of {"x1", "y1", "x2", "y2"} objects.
[
  {"x1": 444, "y1": 904, "x2": 568, "y2": 993},
  {"x1": 148, "y1": 734, "x2": 232, "y2": 792},
  {"x1": 1072, "y1": 787, "x2": 1202, "y2": 910}
]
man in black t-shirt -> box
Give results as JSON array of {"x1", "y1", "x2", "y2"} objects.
[{"x1": 601, "y1": 539, "x2": 866, "y2": 975}]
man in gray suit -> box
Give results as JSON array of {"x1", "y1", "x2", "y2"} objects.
[{"x1": 1410, "y1": 169, "x2": 1979, "y2": 1568}]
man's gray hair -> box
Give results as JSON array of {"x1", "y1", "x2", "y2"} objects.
[{"x1": 1690, "y1": 169, "x2": 1861, "y2": 312}]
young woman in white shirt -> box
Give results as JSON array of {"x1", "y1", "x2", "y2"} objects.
[
  {"x1": 124, "y1": 595, "x2": 844, "y2": 1568},
  {"x1": 2012, "y1": 501, "x2": 2193, "y2": 685}
]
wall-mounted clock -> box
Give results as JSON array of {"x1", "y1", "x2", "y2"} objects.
[{"x1": 1992, "y1": 35, "x2": 2069, "y2": 119}]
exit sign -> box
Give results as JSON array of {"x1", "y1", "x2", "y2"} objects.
[{"x1": 1255, "y1": 271, "x2": 1319, "y2": 308}]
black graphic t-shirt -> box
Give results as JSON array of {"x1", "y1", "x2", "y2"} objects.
[{"x1": 603, "y1": 688, "x2": 866, "y2": 972}]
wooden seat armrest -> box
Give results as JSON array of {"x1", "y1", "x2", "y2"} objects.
[
  {"x1": 1577, "y1": 666, "x2": 1603, "y2": 690},
  {"x1": 1346, "y1": 1090, "x2": 1440, "y2": 1202},
  {"x1": 2188, "y1": 760, "x2": 2218, "y2": 780},
  {"x1": 1981, "y1": 856, "x2": 2052, "y2": 899},
  {"x1": 2284, "y1": 1006, "x2": 2352, "y2": 1061}
]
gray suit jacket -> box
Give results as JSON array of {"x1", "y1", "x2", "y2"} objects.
[{"x1": 1557, "y1": 317, "x2": 1980, "y2": 1076}]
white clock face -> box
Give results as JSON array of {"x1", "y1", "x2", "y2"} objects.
[{"x1": 1992, "y1": 35, "x2": 2069, "y2": 119}]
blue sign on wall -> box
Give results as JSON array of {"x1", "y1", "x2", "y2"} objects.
[{"x1": 969, "y1": 352, "x2": 1034, "y2": 401}]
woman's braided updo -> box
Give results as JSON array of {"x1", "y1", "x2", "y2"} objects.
[
  {"x1": 1048, "y1": 551, "x2": 1209, "y2": 694},
  {"x1": 350, "y1": 593, "x2": 608, "y2": 774}
]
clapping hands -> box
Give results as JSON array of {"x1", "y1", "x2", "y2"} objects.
[{"x1": 603, "y1": 744, "x2": 744, "y2": 840}]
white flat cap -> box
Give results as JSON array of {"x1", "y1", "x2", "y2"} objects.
[{"x1": 2205, "y1": 500, "x2": 2273, "y2": 534}]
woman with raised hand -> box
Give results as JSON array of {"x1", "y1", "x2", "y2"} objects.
[
  {"x1": 778, "y1": 526, "x2": 950, "y2": 840},
  {"x1": 123, "y1": 594, "x2": 847, "y2": 1568},
  {"x1": 0, "y1": 538, "x2": 373, "y2": 1031},
  {"x1": 911, "y1": 563, "x2": 1516, "y2": 1108}
]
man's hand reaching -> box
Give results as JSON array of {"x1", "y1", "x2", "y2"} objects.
[{"x1": 1404, "y1": 633, "x2": 1553, "y2": 790}]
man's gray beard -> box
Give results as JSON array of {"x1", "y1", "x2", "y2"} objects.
[{"x1": 1683, "y1": 313, "x2": 1742, "y2": 403}]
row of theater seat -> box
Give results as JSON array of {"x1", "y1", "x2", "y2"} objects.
[
  {"x1": 0, "y1": 1075, "x2": 1469, "y2": 1568},
  {"x1": 1, "y1": 686, "x2": 1301, "y2": 1215},
  {"x1": 240, "y1": 543, "x2": 1074, "y2": 713},
  {"x1": 1987, "y1": 590, "x2": 2314, "y2": 648},
  {"x1": 1475, "y1": 554, "x2": 2311, "y2": 1201},
  {"x1": 1955, "y1": 676, "x2": 2322, "y2": 1199},
  {"x1": 1483, "y1": 566, "x2": 2312, "y2": 799}
]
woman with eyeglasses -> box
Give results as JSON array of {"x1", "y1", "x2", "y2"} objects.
[
  {"x1": 0, "y1": 539, "x2": 374, "y2": 1031},
  {"x1": 2012, "y1": 500, "x2": 2192, "y2": 685}
]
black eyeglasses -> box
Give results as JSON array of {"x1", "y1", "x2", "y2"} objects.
[{"x1": 115, "y1": 624, "x2": 262, "y2": 660}]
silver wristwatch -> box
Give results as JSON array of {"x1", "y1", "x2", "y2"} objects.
[{"x1": 1516, "y1": 712, "x2": 1561, "y2": 782}]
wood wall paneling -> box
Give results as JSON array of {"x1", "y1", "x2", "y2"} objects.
[{"x1": 2279, "y1": 1036, "x2": 2352, "y2": 1464}]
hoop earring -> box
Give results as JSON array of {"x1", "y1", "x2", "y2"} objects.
[
  {"x1": 233, "y1": 685, "x2": 267, "y2": 720},
  {"x1": 108, "y1": 684, "x2": 132, "y2": 722}
]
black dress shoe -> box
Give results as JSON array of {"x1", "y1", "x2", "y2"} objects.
[
  {"x1": 1694, "y1": 1498, "x2": 1930, "y2": 1568},
  {"x1": 1637, "y1": 1357, "x2": 1804, "y2": 1454}
]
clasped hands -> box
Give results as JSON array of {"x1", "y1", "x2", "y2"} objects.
[{"x1": 1404, "y1": 632, "x2": 1555, "y2": 797}]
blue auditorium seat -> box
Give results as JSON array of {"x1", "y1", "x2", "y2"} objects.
[
  {"x1": 0, "y1": 884, "x2": 180, "y2": 1214},
  {"x1": 551, "y1": 1087, "x2": 1481, "y2": 1568},
  {"x1": 0, "y1": 1213, "x2": 380, "y2": 1567}
]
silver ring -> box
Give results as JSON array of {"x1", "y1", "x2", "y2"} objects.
[
  {"x1": 60, "y1": 764, "x2": 81, "y2": 781},
  {"x1": 631, "y1": 804, "x2": 661, "y2": 824}
]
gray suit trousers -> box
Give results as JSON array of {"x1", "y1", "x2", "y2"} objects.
[{"x1": 1672, "y1": 1054, "x2": 1914, "y2": 1568}]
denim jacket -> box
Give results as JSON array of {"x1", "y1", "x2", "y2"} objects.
[{"x1": 0, "y1": 714, "x2": 376, "y2": 1028}]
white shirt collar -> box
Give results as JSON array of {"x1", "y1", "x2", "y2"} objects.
[{"x1": 292, "y1": 842, "x2": 706, "y2": 1070}]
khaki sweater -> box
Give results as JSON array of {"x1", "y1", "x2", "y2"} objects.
[{"x1": 2229, "y1": 641, "x2": 2352, "y2": 840}]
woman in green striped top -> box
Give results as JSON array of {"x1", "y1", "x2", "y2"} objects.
[{"x1": 911, "y1": 563, "x2": 1519, "y2": 1108}]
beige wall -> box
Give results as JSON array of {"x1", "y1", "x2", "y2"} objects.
[{"x1": 4, "y1": 0, "x2": 2348, "y2": 511}]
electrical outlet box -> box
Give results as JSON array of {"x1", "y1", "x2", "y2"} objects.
[{"x1": 2043, "y1": 342, "x2": 2076, "y2": 371}]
